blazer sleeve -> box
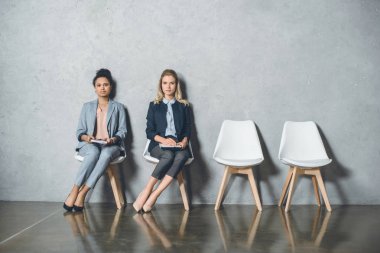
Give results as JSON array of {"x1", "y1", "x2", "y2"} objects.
[
  {"x1": 114, "y1": 104, "x2": 127, "y2": 143},
  {"x1": 183, "y1": 104, "x2": 191, "y2": 139},
  {"x1": 76, "y1": 103, "x2": 88, "y2": 141},
  {"x1": 146, "y1": 102, "x2": 157, "y2": 140}
]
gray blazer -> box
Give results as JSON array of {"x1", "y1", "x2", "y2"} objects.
[{"x1": 76, "y1": 99, "x2": 127, "y2": 150}]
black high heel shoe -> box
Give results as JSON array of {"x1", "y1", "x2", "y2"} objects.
[
  {"x1": 63, "y1": 203, "x2": 73, "y2": 212},
  {"x1": 73, "y1": 205, "x2": 84, "y2": 212}
]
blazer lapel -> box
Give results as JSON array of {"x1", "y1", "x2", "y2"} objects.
[
  {"x1": 172, "y1": 102, "x2": 180, "y2": 134},
  {"x1": 87, "y1": 100, "x2": 97, "y2": 135},
  {"x1": 158, "y1": 102, "x2": 167, "y2": 128},
  {"x1": 106, "y1": 100, "x2": 116, "y2": 126}
]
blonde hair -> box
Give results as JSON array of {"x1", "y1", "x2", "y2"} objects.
[{"x1": 154, "y1": 69, "x2": 189, "y2": 105}]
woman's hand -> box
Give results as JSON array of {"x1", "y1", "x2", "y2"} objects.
[
  {"x1": 155, "y1": 135, "x2": 176, "y2": 146},
  {"x1": 105, "y1": 137, "x2": 117, "y2": 145},
  {"x1": 161, "y1": 137, "x2": 177, "y2": 146},
  {"x1": 82, "y1": 135, "x2": 95, "y2": 143},
  {"x1": 178, "y1": 138, "x2": 188, "y2": 149}
]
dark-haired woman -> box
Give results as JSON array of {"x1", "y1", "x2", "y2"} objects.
[
  {"x1": 133, "y1": 69, "x2": 191, "y2": 212},
  {"x1": 63, "y1": 69, "x2": 127, "y2": 212}
]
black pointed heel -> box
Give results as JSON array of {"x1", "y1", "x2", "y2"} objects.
[
  {"x1": 73, "y1": 205, "x2": 84, "y2": 212},
  {"x1": 63, "y1": 203, "x2": 73, "y2": 212}
]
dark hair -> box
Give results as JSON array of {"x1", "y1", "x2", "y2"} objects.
[{"x1": 92, "y1": 68, "x2": 113, "y2": 86}]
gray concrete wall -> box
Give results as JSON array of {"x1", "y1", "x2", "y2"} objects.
[{"x1": 1, "y1": 0, "x2": 379, "y2": 205}]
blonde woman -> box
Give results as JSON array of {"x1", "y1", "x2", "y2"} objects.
[{"x1": 133, "y1": 69, "x2": 192, "y2": 212}]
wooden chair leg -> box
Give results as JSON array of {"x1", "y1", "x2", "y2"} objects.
[
  {"x1": 215, "y1": 166, "x2": 232, "y2": 210},
  {"x1": 247, "y1": 168, "x2": 262, "y2": 211},
  {"x1": 179, "y1": 210, "x2": 189, "y2": 237},
  {"x1": 285, "y1": 167, "x2": 299, "y2": 212},
  {"x1": 314, "y1": 211, "x2": 331, "y2": 246},
  {"x1": 110, "y1": 209, "x2": 122, "y2": 240},
  {"x1": 116, "y1": 169, "x2": 125, "y2": 206},
  {"x1": 246, "y1": 209, "x2": 262, "y2": 248},
  {"x1": 311, "y1": 207, "x2": 321, "y2": 239},
  {"x1": 214, "y1": 210, "x2": 228, "y2": 251},
  {"x1": 107, "y1": 166, "x2": 124, "y2": 209},
  {"x1": 278, "y1": 208, "x2": 294, "y2": 247},
  {"x1": 278, "y1": 167, "x2": 294, "y2": 206},
  {"x1": 177, "y1": 171, "x2": 189, "y2": 211},
  {"x1": 312, "y1": 175, "x2": 321, "y2": 206},
  {"x1": 315, "y1": 169, "x2": 332, "y2": 212},
  {"x1": 283, "y1": 210, "x2": 296, "y2": 248}
]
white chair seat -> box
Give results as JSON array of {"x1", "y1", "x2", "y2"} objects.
[
  {"x1": 75, "y1": 150, "x2": 126, "y2": 165},
  {"x1": 280, "y1": 158, "x2": 332, "y2": 168},
  {"x1": 142, "y1": 154, "x2": 159, "y2": 164},
  {"x1": 143, "y1": 142, "x2": 194, "y2": 166},
  {"x1": 214, "y1": 157, "x2": 264, "y2": 167}
]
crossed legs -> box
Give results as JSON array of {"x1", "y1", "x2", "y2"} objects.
[
  {"x1": 133, "y1": 146, "x2": 190, "y2": 212},
  {"x1": 64, "y1": 144, "x2": 119, "y2": 211}
]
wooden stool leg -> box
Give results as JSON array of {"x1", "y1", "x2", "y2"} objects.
[
  {"x1": 247, "y1": 168, "x2": 262, "y2": 211},
  {"x1": 285, "y1": 167, "x2": 299, "y2": 212},
  {"x1": 215, "y1": 166, "x2": 232, "y2": 210},
  {"x1": 315, "y1": 169, "x2": 332, "y2": 212},
  {"x1": 107, "y1": 166, "x2": 124, "y2": 209},
  {"x1": 278, "y1": 167, "x2": 294, "y2": 206},
  {"x1": 312, "y1": 175, "x2": 321, "y2": 206},
  {"x1": 177, "y1": 171, "x2": 189, "y2": 211}
]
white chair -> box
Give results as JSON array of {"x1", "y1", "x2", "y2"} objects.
[
  {"x1": 143, "y1": 140, "x2": 194, "y2": 211},
  {"x1": 213, "y1": 120, "x2": 264, "y2": 211},
  {"x1": 74, "y1": 147, "x2": 126, "y2": 209},
  {"x1": 278, "y1": 121, "x2": 332, "y2": 212}
]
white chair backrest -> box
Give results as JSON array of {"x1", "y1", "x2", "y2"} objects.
[
  {"x1": 143, "y1": 139, "x2": 194, "y2": 165},
  {"x1": 213, "y1": 120, "x2": 263, "y2": 161},
  {"x1": 278, "y1": 121, "x2": 329, "y2": 161}
]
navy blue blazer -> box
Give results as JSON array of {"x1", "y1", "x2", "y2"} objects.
[{"x1": 146, "y1": 100, "x2": 191, "y2": 152}]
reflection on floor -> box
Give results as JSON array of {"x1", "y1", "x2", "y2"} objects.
[
  {"x1": 279, "y1": 207, "x2": 332, "y2": 250},
  {"x1": 1, "y1": 202, "x2": 380, "y2": 252}
]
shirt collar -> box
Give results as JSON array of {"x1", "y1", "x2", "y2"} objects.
[{"x1": 163, "y1": 98, "x2": 176, "y2": 105}]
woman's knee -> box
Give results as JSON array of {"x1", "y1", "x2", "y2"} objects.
[
  {"x1": 99, "y1": 146, "x2": 119, "y2": 160},
  {"x1": 81, "y1": 145, "x2": 101, "y2": 160},
  {"x1": 160, "y1": 150, "x2": 175, "y2": 161},
  {"x1": 174, "y1": 150, "x2": 190, "y2": 162}
]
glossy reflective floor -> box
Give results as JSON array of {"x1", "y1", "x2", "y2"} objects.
[{"x1": 1, "y1": 202, "x2": 380, "y2": 253}]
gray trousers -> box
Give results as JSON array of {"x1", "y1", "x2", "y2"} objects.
[
  {"x1": 150, "y1": 145, "x2": 190, "y2": 180},
  {"x1": 75, "y1": 143, "x2": 120, "y2": 188}
]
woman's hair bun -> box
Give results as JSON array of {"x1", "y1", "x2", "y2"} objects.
[
  {"x1": 93, "y1": 68, "x2": 113, "y2": 86},
  {"x1": 96, "y1": 68, "x2": 111, "y2": 77}
]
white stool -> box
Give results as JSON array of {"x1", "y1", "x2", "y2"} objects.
[
  {"x1": 143, "y1": 140, "x2": 194, "y2": 211},
  {"x1": 74, "y1": 147, "x2": 126, "y2": 209}
]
